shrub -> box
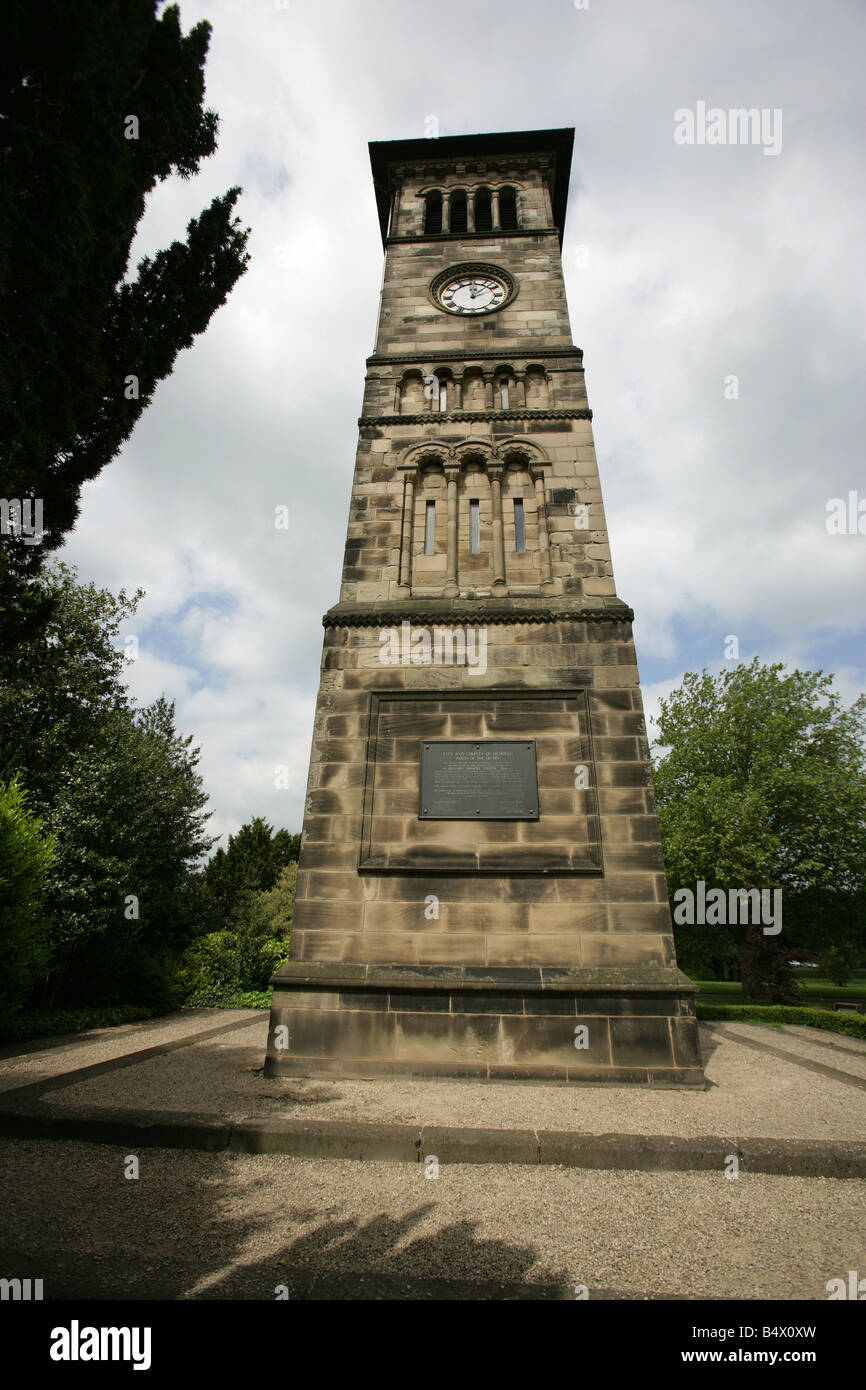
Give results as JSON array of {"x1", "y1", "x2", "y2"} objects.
[
  {"x1": 696, "y1": 1002, "x2": 866, "y2": 1040},
  {"x1": 0, "y1": 778, "x2": 57, "y2": 1010}
]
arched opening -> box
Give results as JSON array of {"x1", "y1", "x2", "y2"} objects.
[
  {"x1": 474, "y1": 188, "x2": 492, "y2": 232},
  {"x1": 499, "y1": 187, "x2": 518, "y2": 230},
  {"x1": 449, "y1": 191, "x2": 468, "y2": 234},
  {"x1": 424, "y1": 190, "x2": 442, "y2": 235},
  {"x1": 525, "y1": 367, "x2": 549, "y2": 409},
  {"x1": 462, "y1": 369, "x2": 485, "y2": 410},
  {"x1": 399, "y1": 371, "x2": 425, "y2": 414},
  {"x1": 435, "y1": 369, "x2": 452, "y2": 412}
]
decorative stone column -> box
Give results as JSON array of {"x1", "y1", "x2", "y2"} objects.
[
  {"x1": 491, "y1": 188, "x2": 501, "y2": 230},
  {"x1": 532, "y1": 465, "x2": 555, "y2": 592},
  {"x1": 514, "y1": 372, "x2": 527, "y2": 409},
  {"x1": 467, "y1": 191, "x2": 475, "y2": 232},
  {"x1": 453, "y1": 376, "x2": 463, "y2": 410},
  {"x1": 443, "y1": 189, "x2": 452, "y2": 233},
  {"x1": 483, "y1": 374, "x2": 495, "y2": 410},
  {"x1": 444, "y1": 464, "x2": 460, "y2": 596},
  {"x1": 488, "y1": 462, "x2": 507, "y2": 593},
  {"x1": 396, "y1": 465, "x2": 416, "y2": 594}
]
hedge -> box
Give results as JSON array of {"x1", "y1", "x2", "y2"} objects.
[
  {"x1": 183, "y1": 987, "x2": 272, "y2": 1010},
  {"x1": 696, "y1": 1003, "x2": 866, "y2": 1040},
  {"x1": 0, "y1": 1003, "x2": 160, "y2": 1044}
]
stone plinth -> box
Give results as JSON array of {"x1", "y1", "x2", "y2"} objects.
[{"x1": 265, "y1": 963, "x2": 704, "y2": 1085}]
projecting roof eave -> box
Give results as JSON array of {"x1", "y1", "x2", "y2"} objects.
[{"x1": 368, "y1": 127, "x2": 575, "y2": 248}]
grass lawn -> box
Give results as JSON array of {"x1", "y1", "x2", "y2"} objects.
[{"x1": 695, "y1": 976, "x2": 866, "y2": 1000}]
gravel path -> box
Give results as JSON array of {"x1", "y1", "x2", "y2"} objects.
[
  {"x1": 0, "y1": 1137, "x2": 862, "y2": 1300},
  {"x1": 7, "y1": 1013, "x2": 863, "y2": 1142},
  {"x1": 0, "y1": 1010, "x2": 259, "y2": 1094}
]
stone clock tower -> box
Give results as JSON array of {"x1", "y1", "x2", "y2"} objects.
[{"x1": 266, "y1": 128, "x2": 703, "y2": 1085}]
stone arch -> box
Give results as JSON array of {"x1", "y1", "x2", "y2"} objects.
[
  {"x1": 449, "y1": 188, "x2": 469, "y2": 234},
  {"x1": 422, "y1": 189, "x2": 442, "y2": 235},
  {"x1": 474, "y1": 186, "x2": 493, "y2": 232},
  {"x1": 496, "y1": 438, "x2": 550, "y2": 468},
  {"x1": 398, "y1": 370, "x2": 425, "y2": 415},
  {"x1": 452, "y1": 439, "x2": 496, "y2": 469},
  {"x1": 493, "y1": 363, "x2": 515, "y2": 410},
  {"x1": 461, "y1": 367, "x2": 485, "y2": 411},
  {"x1": 400, "y1": 441, "x2": 452, "y2": 473},
  {"x1": 499, "y1": 185, "x2": 518, "y2": 230},
  {"x1": 524, "y1": 365, "x2": 551, "y2": 408},
  {"x1": 434, "y1": 366, "x2": 454, "y2": 412}
]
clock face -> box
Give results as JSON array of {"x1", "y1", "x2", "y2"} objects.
[{"x1": 439, "y1": 273, "x2": 507, "y2": 315}]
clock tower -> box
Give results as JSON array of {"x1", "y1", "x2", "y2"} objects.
[{"x1": 266, "y1": 128, "x2": 703, "y2": 1085}]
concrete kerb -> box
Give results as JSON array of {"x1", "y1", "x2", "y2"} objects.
[{"x1": 1, "y1": 1101, "x2": 864, "y2": 1177}]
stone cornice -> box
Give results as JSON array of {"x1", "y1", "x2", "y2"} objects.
[
  {"x1": 366, "y1": 347, "x2": 584, "y2": 366},
  {"x1": 386, "y1": 228, "x2": 560, "y2": 246},
  {"x1": 359, "y1": 408, "x2": 592, "y2": 426},
  {"x1": 389, "y1": 151, "x2": 555, "y2": 181},
  {"x1": 272, "y1": 960, "x2": 695, "y2": 995},
  {"x1": 323, "y1": 598, "x2": 634, "y2": 628}
]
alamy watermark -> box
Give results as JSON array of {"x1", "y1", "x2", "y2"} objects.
[
  {"x1": 674, "y1": 103, "x2": 782, "y2": 157},
  {"x1": 672, "y1": 881, "x2": 782, "y2": 935},
  {"x1": 826, "y1": 491, "x2": 865, "y2": 535},
  {"x1": 0, "y1": 497, "x2": 43, "y2": 544},
  {"x1": 379, "y1": 622, "x2": 487, "y2": 675},
  {"x1": 826, "y1": 1271, "x2": 865, "y2": 1299}
]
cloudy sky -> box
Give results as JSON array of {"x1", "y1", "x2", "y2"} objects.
[{"x1": 60, "y1": 0, "x2": 866, "y2": 849}]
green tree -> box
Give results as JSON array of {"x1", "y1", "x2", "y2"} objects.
[
  {"x1": 0, "y1": 778, "x2": 56, "y2": 1011},
  {"x1": 0, "y1": 560, "x2": 141, "y2": 795},
  {"x1": 179, "y1": 864, "x2": 296, "y2": 998},
  {"x1": 0, "y1": 560, "x2": 214, "y2": 1007},
  {"x1": 653, "y1": 659, "x2": 866, "y2": 1000},
  {"x1": 199, "y1": 818, "x2": 300, "y2": 933},
  {"x1": 0, "y1": 1, "x2": 250, "y2": 646},
  {"x1": 43, "y1": 698, "x2": 214, "y2": 1006}
]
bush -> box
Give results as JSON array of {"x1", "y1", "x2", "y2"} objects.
[
  {"x1": 0, "y1": 778, "x2": 57, "y2": 1010},
  {"x1": 696, "y1": 1002, "x2": 866, "y2": 1040},
  {"x1": 176, "y1": 863, "x2": 295, "y2": 1000},
  {"x1": 183, "y1": 987, "x2": 271, "y2": 1009},
  {"x1": 0, "y1": 1002, "x2": 159, "y2": 1044}
]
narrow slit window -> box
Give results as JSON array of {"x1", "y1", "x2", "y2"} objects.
[
  {"x1": 425, "y1": 500, "x2": 436, "y2": 554},
  {"x1": 450, "y1": 191, "x2": 468, "y2": 234},
  {"x1": 424, "y1": 191, "x2": 442, "y2": 235},
  {"x1": 475, "y1": 188, "x2": 493, "y2": 232},
  {"x1": 500, "y1": 187, "x2": 518, "y2": 230},
  {"x1": 469, "y1": 499, "x2": 480, "y2": 554},
  {"x1": 513, "y1": 498, "x2": 525, "y2": 552},
  {"x1": 439, "y1": 380, "x2": 448, "y2": 411},
  {"x1": 500, "y1": 379, "x2": 509, "y2": 410}
]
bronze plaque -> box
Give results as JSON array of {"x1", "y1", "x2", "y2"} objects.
[{"x1": 419, "y1": 740, "x2": 539, "y2": 820}]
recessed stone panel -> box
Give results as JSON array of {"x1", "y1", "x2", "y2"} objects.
[{"x1": 359, "y1": 688, "x2": 602, "y2": 873}]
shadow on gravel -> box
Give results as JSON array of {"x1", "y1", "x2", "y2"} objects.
[{"x1": 0, "y1": 1142, "x2": 575, "y2": 1301}]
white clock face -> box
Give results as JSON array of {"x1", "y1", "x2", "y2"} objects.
[{"x1": 439, "y1": 274, "x2": 506, "y2": 315}]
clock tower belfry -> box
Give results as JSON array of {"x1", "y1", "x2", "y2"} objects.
[{"x1": 266, "y1": 128, "x2": 703, "y2": 1085}]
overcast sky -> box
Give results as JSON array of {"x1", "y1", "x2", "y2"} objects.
[{"x1": 59, "y1": 0, "x2": 866, "y2": 849}]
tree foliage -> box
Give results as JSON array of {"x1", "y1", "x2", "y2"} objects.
[
  {"x1": 199, "y1": 818, "x2": 300, "y2": 933},
  {"x1": 0, "y1": 561, "x2": 214, "y2": 1007},
  {"x1": 180, "y1": 864, "x2": 297, "y2": 998},
  {"x1": 0, "y1": 777, "x2": 56, "y2": 1010},
  {"x1": 653, "y1": 659, "x2": 866, "y2": 999},
  {"x1": 0, "y1": 1, "x2": 250, "y2": 645}
]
